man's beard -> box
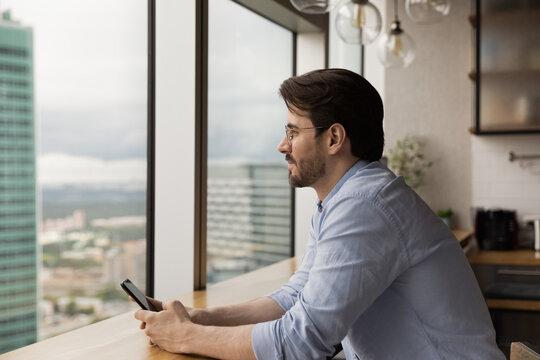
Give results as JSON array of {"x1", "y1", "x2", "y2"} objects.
[{"x1": 286, "y1": 151, "x2": 326, "y2": 188}]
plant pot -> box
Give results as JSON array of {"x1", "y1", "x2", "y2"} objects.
[{"x1": 441, "y1": 217, "x2": 451, "y2": 227}]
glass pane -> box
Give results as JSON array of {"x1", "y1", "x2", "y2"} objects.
[
  {"x1": 0, "y1": 1, "x2": 147, "y2": 353},
  {"x1": 207, "y1": 0, "x2": 293, "y2": 284},
  {"x1": 479, "y1": 0, "x2": 540, "y2": 131}
]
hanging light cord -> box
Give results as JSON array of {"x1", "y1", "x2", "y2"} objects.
[{"x1": 394, "y1": 0, "x2": 399, "y2": 21}]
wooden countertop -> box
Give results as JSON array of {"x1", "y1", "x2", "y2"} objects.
[
  {"x1": 0, "y1": 258, "x2": 300, "y2": 360},
  {"x1": 452, "y1": 229, "x2": 474, "y2": 244},
  {"x1": 467, "y1": 250, "x2": 540, "y2": 267},
  {"x1": 0, "y1": 232, "x2": 478, "y2": 359}
]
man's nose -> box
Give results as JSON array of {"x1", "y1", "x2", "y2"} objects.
[{"x1": 277, "y1": 135, "x2": 290, "y2": 154}]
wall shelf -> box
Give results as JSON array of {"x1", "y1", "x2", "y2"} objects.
[{"x1": 470, "y1": 0, "x2": 540, "y2": 135}]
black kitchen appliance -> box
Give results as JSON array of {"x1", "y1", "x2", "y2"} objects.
[{"x1": 475, "y1": 209, "x2": 518, "y2": 250}]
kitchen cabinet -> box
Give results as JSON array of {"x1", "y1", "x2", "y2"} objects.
[
  {"x1": 468, "y1": 250, "x2": 540, "y2": 357},
  {"x1": 470, "y1": 0, "x2": 540, "y2": 134}
]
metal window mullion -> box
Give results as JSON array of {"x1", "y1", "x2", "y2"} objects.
[{"x1": 194, "y1": 0, "x2": 209, "y2": 291}]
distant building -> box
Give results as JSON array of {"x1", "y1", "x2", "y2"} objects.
[
  {"x1": 41, "y1": 210, "x2": 86, "y2": 234},
  {"x1": 90, "y1": 215, "x2": 145, "y2": 228},
  {"x1": 207, "y1": 162, "x2": 291, "y2": 283},
  {"x1": 0, "y1": 9, "x2": 37, "y2": 353},
  {"x1": 103, "y1": 240, "x2": 146, "y2": 290}
]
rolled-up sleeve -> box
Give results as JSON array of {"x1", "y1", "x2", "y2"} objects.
[
  {"x1": 252, "y1": 196, "x2": 409, "y2": 360},
  {"x1": 266, "y1": 223, "x2": 317, "y2": 311}
]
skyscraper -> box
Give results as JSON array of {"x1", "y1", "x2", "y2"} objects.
[{"x1": 0, "y1": 9, "x2": 37, "y2": 354}]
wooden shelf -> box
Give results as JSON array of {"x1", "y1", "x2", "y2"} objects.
[
  {"x1": 469, "y1": 126, "x2": 540, "y2": 135},
  {"x1": 481, "y1": 69, "x2": 540, "y2": 77},
  {"x1": 481, "y1": 8, "x2": 540, "y2": 26},
  {"x1": 467, "y1": 250, "x2": 540, "y2": 267},
  {"x1": 487, "y1": 298, "x2": 540, "y2": 311},
  {"x1": 469, "y1": 69, "x2": 540, "y2": 81},
  {"x1": 469, "y1": 9, "x2": 540, "y2": 28}
]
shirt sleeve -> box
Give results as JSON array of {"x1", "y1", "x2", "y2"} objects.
[
  {"x1": 252, "y1": 196, "x2": 410, "y2": 360},
  {"x1": 264, "y1": 215, "x2": 318, "y2": 312}
]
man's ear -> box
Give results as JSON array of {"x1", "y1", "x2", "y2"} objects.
[{"x1": 327, "y1": 123, "x2": 347, "y2": 155}]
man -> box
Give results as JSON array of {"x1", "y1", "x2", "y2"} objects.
[{"x1": 134, "y1": 69, "x2": 504, "y2": 359}]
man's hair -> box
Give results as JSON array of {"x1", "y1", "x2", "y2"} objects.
[{"x1": 279, "y1": 68, "x2": 384, "y2": 161}]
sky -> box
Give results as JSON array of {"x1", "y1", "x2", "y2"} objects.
[
  {"x1": 207, "y1": 0, "x2": 293, "y2": 163},
  {"x1": 2, "y1": 0, "x2": 291, "y2": 188},
  {"x1": 3, "y1": 0, "x2": 147, "y2": 188}
]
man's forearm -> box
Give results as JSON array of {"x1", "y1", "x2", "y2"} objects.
[
  {"x1": 183, "y1": 323, "x2": 257, "y2": 360},
  {"x1": 192, "y1": 296, "x2": 284, "y2": 326}
]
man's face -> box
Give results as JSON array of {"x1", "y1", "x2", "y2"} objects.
[{"x1": 277, "y1": 109, "x2": 326, "y2": 188}]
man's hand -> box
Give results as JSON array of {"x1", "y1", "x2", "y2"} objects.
[
  {"x1": 132, "y1": 296, "x2": 203, "y2": 327},
  {"x1": 129, "y1": 295, "x2": 163, "y2": 313},
  {"x1": 132, "y1": 297, "x2": 279, "y2": 359},
  {"x1": 134, "y1": 300, "x2": 195, "y2": 354}
]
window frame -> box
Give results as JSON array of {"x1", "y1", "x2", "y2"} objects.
[
  {"x1": 194, "y1": 0, "x2": 328, "y2": 290},
  {"x1": 150, "y1": 0, "x2": 328, "y2": 295},
  {"x1": 146, "y1": 0, "x2": 156, "y2": 297}
]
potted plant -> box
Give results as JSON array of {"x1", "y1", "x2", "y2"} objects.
[
  {"x1": 437, "y1": 208, "x2": 453, "y2": 227},
  {"x1": 387, "y1": 135, "x2": 432, "y2": 189}
]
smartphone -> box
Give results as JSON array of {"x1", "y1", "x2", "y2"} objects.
[{"x1": 120, "y1": 278, "x2": 157, "y2": 311}]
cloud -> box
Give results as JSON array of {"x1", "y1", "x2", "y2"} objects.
[
  {"x1": 38, "y1": 153, "x2": 146, "y2": 188},
  {"x1": 37, "y1": 103, "x2": 147, "y2": 160},
  {"x1": 5, "y1": 0, "x2": 147, "y2": 109}
]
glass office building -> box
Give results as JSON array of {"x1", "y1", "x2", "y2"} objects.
[
  {"x1": 207, "y1": 162, "x2": 291, "y2": 283},
  {"x1": 0, "y1": 10, "x2": 37, "y2": 353}
]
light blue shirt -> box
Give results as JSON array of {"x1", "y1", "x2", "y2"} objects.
[{"x1": 252, "y1": 160, "x2": 504, "y2": 360}]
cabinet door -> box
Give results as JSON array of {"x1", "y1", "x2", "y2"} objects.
[{"x1": 475, "y1": 0, "x2": 540, "y2": 134}]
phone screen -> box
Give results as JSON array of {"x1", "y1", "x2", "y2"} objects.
[{"x1": 120, "y1": 279, "x2": 157, "y2": 311}]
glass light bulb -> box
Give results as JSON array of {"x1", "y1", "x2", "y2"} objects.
[
  {"x1": 405, "y1": 0, "x2": 451, "y2": 23},
  {"x1": 335, "y1": 0, "x2": 382, "y2": 44},
  {"x1": 377, "y1": 22, "x2": 416, "y2": 68},
  {"x1": 290, "y1": 0, "x2": 340, "y2": 14}
]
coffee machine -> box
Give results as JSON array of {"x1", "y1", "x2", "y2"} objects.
[{"x1": 475, "y1": 209, "x2": 518, "y2": 250}]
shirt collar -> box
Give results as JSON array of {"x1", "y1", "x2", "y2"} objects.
[{"x1": 317, "y1": 160, "x2": 370, "y2": 212}]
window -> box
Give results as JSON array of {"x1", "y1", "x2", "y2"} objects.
[
  {"x1": 206, "y1": 0, "x2": 294, "y2": 284},
  {"x1": 0, "y1": 0, "x2": 148, "y2": 353}
]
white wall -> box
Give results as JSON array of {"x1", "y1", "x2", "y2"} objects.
[
  {"x1": 377, "y1": 0, "x2": 473, "y2": 228},
  {"x1": 472, "y1": 135, "x2": 540, "y2": 222}
]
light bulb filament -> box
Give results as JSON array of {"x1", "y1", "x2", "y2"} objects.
[
  {"x1": 351, "y1": 4, "x2": 366, "y2": 29},
  {"x1": 390, "y1": 34, "x2": 403, "y2": 57}
]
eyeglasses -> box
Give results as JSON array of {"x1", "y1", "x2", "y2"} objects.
[{"x1": 284, "y1": 125, "x2": 329, "y2": 146}]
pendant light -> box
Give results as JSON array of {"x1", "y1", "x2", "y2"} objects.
[
  {"x1": 377, "y1": 0, "x2": 416, "y2": 68},
  {"x1": 335, "y1": 0, "x2": 382, "y2": 45},
  {"x1": 405, "y1": 0, "x2": 451, "y2": 23},
  {"x1": 289, "y1": 0, "x2": 340, "y2": 14}
]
